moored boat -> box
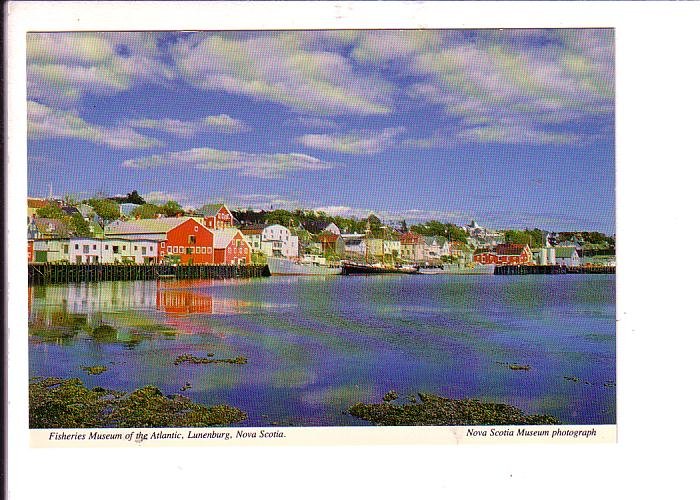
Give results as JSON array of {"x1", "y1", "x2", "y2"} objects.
[
  {"x1": 267, "y1": 257, "x2": 342, "y2": 276},
  {"x1": 341, "y1": 262, "x2": 417, "y2": 275},
  {"x1": 416, "y1": 265, "x2": 448, "y2": 275}
]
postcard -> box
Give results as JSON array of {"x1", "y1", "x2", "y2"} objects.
[
  {"x1": 8, "y1": 0, "x2": 697, "y2": 497},
  {"x1": 20, "y1": 11, "x2": 619, "y2": 444}
]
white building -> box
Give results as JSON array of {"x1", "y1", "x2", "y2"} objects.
[
  {"x1": 341, "y1": 233, "x2": 366, "y2": 257},
  {"x1": 66, "y1": 237, "x2": 160, "y2": 264},
  {"x1": 261, "y1": 224, "x2": 299, "y2": 258}
]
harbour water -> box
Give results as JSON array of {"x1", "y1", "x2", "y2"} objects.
[{"x1": 28, "y1": 274, "x2": 616, "y2": 426}]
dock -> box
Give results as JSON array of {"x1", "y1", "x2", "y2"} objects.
[
  {"x1": 495, "y1": 265, "x2": 615, "y2": 275},
  {"x1": 28, "y1": 263, "x2": 271, "y2": 285}
]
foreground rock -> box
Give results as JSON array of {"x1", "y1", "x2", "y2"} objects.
[
  {"x1": 174, "y1": 353, "x2": 247, "y2": 365},
  {"x1": 348, "y1": 392, "x2": 559, "y2": 426},
  {"x1": 29, "y1": 377, "x2": 247, "y2": 428}
]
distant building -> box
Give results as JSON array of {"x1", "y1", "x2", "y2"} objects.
[
  {"x1": 463, "y1": 220, "x2": 504, "y2": 247},
  {"x1": 341, "y1": 233, "x2": 366, "y2": 258},
  {"x1": 317, "y1": 233, "x2": 345, "y2": 257},
  {"x1": 554, "y1": 247, "x2": 581, "y2": 267},
  {"x1": 473, "y1": 244, "x2": 533, "y2": 265},
  {"x1": 27, "y1": 198, "x2": 49, "y2": 220},
  {"x1": 261, "y1": 224, "x2": 299, "y2": 258},
  {"x1": 240, "y1": 224, "x2": 265, "y2": 254},
  {"x1": 303, "y1": 221, "x2": 341, "y2": 235},
  {"x1": 399, "y1": 232, "x2": 426, "y2": 263},
  {"x1": 28, "y1": 217, "x2": 69, "y2": 239},
  {"x1": 199, "y1": 204, "x2": 238, "y2": 230}
]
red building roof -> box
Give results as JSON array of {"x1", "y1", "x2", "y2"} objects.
[{"x1": 494, "y1": 244, "x2": 528, "y2": 256}]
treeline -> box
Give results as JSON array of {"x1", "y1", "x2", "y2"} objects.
[
  {"x1": 34, "y1": 191, "x2": 185, "y2": 238},
  {"x1": 33, "y1": 190, "x2": 615, "y2": 250}
]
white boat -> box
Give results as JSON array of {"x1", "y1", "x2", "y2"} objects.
[
  {"x1": 267, "y1": 257, "x2": 342, "y2": 276},
  {"x1": 416, "y1": 265, "x2": 449, "y2": 275}
]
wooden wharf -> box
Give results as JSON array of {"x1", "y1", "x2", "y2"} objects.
[
  {"x1": 28, "y1": 263, "x2": 271, "y2": 285},
  {"x1": 495, "y1": 265, "x2": 615, "y2": 275}
]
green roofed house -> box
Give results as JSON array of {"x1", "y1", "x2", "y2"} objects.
[{"x1": 554, "y1": 246, "x2": 581, "y2": 267}]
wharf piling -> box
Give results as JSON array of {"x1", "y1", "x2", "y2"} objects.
[
  {"x1": 495, "y1": 265, "x2": 615, "y2": 275},
  {"x1": 28, "y1": 263, "x2": 271, "y2": 285}
]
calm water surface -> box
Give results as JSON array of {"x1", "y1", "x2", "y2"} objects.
[{"x1": 29, "y1": 274, "x2": 616, "y2": 426}]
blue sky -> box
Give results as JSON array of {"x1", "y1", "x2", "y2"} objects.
[{"x1": 27, "y1": 29, "x2": 615, "y2": 233}]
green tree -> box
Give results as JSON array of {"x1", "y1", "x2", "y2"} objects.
[
  {"x1": 132, "y1": 203, "x2": 160, "y2": 219},
  {"x1": 69, "y1": 213, "x2": 92, "y2": 237},
  {"x1": 159, "y1": 200, "x2": 183, "y2": 217},
  {"x1": 87, "y1": 198, "x2": 120, "y2": 221},
  {"x1": 36, "y1": 202, "x2": 64, "y2": 219},
  {"x1": 125, "y1": 190, "x2": 146, "y2": 205},
  {"x1": 504, "y1": 229, "x2": 546, "y2": 247}
]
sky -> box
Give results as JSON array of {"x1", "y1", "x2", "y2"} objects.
[{"x1": 26, "y1": 29, "x2": 615, "y2": 234}]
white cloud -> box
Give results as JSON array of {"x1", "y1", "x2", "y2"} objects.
[
  {"x1": 457, "y1": 124, "x2": 582, "y2": 145},
  {"x1": 297, "y1": 127, "x2": 406, "y2": 154},
  {"x1": 172, "y1": 33, "x2": 393, "y2": 115},
  {"x1": 122, "y1": 148, "x2": 334, "y2": 178},
  {"x1": 128, "y1": 114, "x2": 250, "y2": 137},
  {"x1": 27, "y1": 32, "x2": 175, "y2": 106},
  {"x1": 27, "y1": 100, "x2": 161, "y2": 149}
]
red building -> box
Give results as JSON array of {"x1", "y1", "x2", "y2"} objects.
[
  {"x1": 213, "y1": 229, "x2": 252, "y2": 265},
  {"x1": 473, "y1": 244, "x2": 533, "y2": 265},
  {"x1": 199, "y1": 204, "x2": 237, "y2": 230},
  {"x1": 27, "y1": 240, "x2": 34, "y2": 263},
  {"x1": 104, "y1": 217, "x2": 214, "y2": 264}
]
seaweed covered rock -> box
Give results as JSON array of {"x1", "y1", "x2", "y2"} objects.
[
  {"x1": 81, "y1": 365, "x2": 108, "y2": 375},
  {"x1": 29, "y1": 377, "x2": 247, "y2": 428},
  {"x1": 29, "y1": 377, "x2": 111, "y2": 429},
  {"x1": 174, "y1": 353, "x2": 247, "y2": 365},
  {"x1": 89, "y1": 324, "x2": 118, "y2": 342},
  {"x1": 348, "y1": 392, "x2": 559, "y2": 426}
]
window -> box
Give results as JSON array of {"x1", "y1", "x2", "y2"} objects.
[
  {"x1": 161, "y1": 242, "x2": 165, "y2": 248},
  {"x1": 179, "y1": 246, "x2": 184, "y2": 253},
  {"x1": 122, "y1": 246, "x2": 126, "y2": 250},
  {"x1": 194, "y1": 226, "x2": 198, "y2": 232},
  {"x1": 207, "y1": 247, "x2": 212, "y2": 254},
  {"x1": 236, "y1": 240, "x2": 241, "y2": 247},
  {"x1": 75, "y1": 244, "x2": 79, "y2": 250},
  {"x1": 186, "y1": 248, "x2": 193, "y2": 255},
  {"x1": 142, "y1": 247, "x2": 146, "y2": 255},
  {"x1": 196, "y1": 247, "x2": 200, "y2": 254},
  {"x1": 167, "y1": 246, "x2": 172, "y2": 253},
  {"x1": 150, "y1": 246, "x2": 153, "y2": 251},
  {"x1": 113, "y1": 246, "x2": 119, "y2": 254},
  {"x1": 188, "y1": 235, "x2": 196, "y2": 244},
  {"x1": 83, "y1": 245, "x2": 89, "y2": 253},
  {"x1": 93, "y1": 244, "x2": 97, "y2": 250},
  {"x1": 104, "y1": 245, "x2": 108, "y2": 250},
  {"x1": 134, "y1": 246, "x2": 138, "y2": 251},
  {"x1": 63, "y1": 245, "x2": 69, "y2": 253}
]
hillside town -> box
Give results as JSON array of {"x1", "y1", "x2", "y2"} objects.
[{"x1": 26, "y1": 192, "x2": 616, "y2": 269}]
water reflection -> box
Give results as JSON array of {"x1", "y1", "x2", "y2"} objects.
[{"x1": 28, "y1": 275, "x2": 616, "y2": 425}]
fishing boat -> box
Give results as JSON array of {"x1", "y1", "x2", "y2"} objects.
[
  {"x1": 341, "y1": 262, "x2": 418, "y2": 275},
  {"x1": 267, "y1": 257, "x2": 342, "y2": 276},
  {"x1": 416, "y1": 265, "x2": 449, "y2": 275}
]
